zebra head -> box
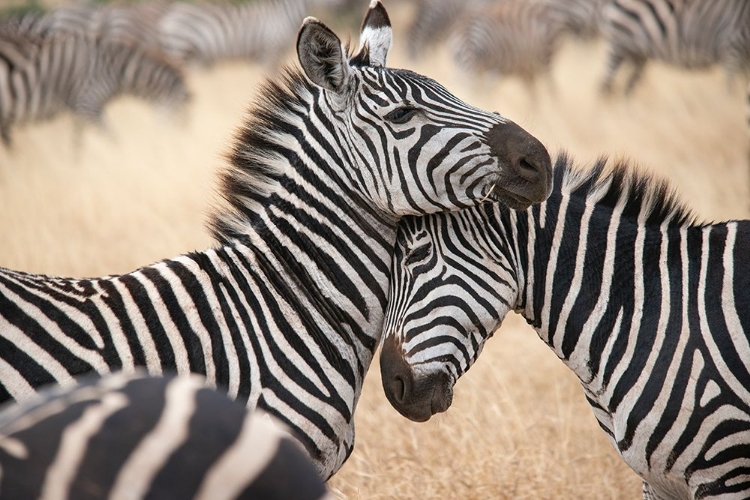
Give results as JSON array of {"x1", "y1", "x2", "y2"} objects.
[
  {"x1": 380, "y1": 206, "x2": 517, "y2": 421},
  {"x1": 296, "y1": 0, "x2": 552, "y2": 215}
]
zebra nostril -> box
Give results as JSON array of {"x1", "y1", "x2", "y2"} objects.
[
  {"x1": 393, "y1": 375, "x2": 407, "y2": 403},
  {"x1": 518, "y1": 157, "x2": 539, "y2": 177}
]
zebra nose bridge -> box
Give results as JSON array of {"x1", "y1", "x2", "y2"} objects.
[{"x1": 486, "y1": 121, "x2": 551, "y2": 192}]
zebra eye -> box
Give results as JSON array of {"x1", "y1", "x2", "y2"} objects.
[
  {"x1": 385, "y1": 106, "x2": 419, "y2": 124},
  {"x1": 405, "y1": 244, "x2": 431, "y2": 265}
]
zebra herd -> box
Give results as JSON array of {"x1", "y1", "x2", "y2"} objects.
[
  {"x1": 0, "y1": 1, "x2": 748, "y2": 499},
  {"x1": 0, "y1": 0, "x2": 342, "y2": 144},
  {"x1": 411, "y1": 0, "x2": 750, "y2": 123}
]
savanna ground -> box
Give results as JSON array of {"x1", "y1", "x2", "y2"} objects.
[{"x1": 1, "y1": 2, "x2": 748, "y2": 498}]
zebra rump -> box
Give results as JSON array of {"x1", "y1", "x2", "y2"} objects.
[{"x1": 0, "y1": 371, "x2": 331, "y2": 500}]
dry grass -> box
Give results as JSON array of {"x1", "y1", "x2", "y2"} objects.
[{"x1": 0, "y1": 4, "x2": 748, "y2": 498}]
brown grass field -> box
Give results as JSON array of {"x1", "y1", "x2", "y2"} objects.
[{"x1": 0, "y1": 3, "x2": 748, "y2": 498}]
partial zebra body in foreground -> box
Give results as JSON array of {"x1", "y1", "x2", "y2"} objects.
[
  {"x1": 0, "y1": 1, "x2": 552, "y2": 479},
  {"x1": 0, "y1": 371, "x2": 331, "y2": 500},
  {"x1": 600, "y1": 0, "x2": 750, "y2": 94},
  {"x1": 382, "y1": 155, "x2": 750, "y2": 499},
  {"x1": 0, "y1": 30, "x2": 188, "y2": 144}
]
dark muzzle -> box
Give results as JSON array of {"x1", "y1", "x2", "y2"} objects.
[
  {"x1": 486, "y1": 120, "x2": 552, "y2": 208},
  {"x1": 380, "y1": 336, "x2": 454, "y2": 422}
]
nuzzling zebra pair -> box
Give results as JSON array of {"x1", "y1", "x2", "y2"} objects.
[
  {"x1": 0, "y1": 28, "x2": 188, "y2": 145},
  {"x1": 0, "y1": 371, "x2": 331, "y2": 500},
  {"x1": 382, "y1": 153, "x2": 750, "y2": 499},
  {"x1": 0, "y1": 1, "x2": 551, "y2": 480}
]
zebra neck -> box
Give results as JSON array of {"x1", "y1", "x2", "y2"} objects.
[
  {"x1": 518, "y1": 193, "x2": 676, "y2": 387},
  {"x1": 230, "y1": 189, "x2": 397, "y2": 376}
]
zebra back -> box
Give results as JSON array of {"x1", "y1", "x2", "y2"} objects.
[{"x1": 0, "y1": 371, "x2": 332, "y2": 500}]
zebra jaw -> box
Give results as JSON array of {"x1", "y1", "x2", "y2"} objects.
[{"x1": 379, "y1": 336, "x2": 454, "y2": 422}]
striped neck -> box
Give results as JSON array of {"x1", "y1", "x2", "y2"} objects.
[
  {"x1": 209, "y1": 69, "x2": 398, "y2": 392},
  {"x1": 515, "y1": 186, "x2": 701, "y2": 391}
]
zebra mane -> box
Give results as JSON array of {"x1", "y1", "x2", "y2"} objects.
[
  {"x1": 209, "y1": 65, "x2": 316, "y2": 244},
  {"x1": 554, "y1": 152, "x2": 699, "y2": 228}
]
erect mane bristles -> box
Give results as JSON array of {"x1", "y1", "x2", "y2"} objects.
[
  {"x1": 207, "y1": 65, "x2": 317, "y2": 244},
  {"x1": 555, "y1": 152, "x2": 700, "y2": 228}
]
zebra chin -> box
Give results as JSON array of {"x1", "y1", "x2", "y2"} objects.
[{"x1": 379, "y1": 336, "x2": 455, "y2": 422}]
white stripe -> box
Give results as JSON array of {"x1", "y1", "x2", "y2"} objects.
[
  {"x1": 195, "y1": 412, "x2": 283, "y2": 500},
  {"x1": 40, "y1": 392, "x2": 128, "y2": 500},
  {"x1": 109, "y1": 376, "x2": 199, "y2": 500}
]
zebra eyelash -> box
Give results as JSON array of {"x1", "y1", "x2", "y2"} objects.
[
  {"x1": 405, "y1": 243, "x2": 431, "y2": 265},
  {"x1": 385, "y1": 105, "x2": 421, "y2": 124}
]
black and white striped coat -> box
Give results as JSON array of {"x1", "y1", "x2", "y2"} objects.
[
  {"x1": 0, "y1": 372, "x2": 332, "y2": 500},
  {"x1": 0, "y1": 30, "x2": 188, "y2": 144},
  {"x1": 600, "y1": 0, "x2": 750, "y2": 94},
  {"x1": 1, "y1": 0, "x2": 339, "y2": 68},
  {"x1": 382, "y1": 154, "x2": 750, "y2": 499},
  {"x1": 0, "y1": 2, "x2": 552, "y2": 479}
]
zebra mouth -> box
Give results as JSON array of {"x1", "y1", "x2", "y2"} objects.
[{"x1": 489, "y1": 185, "x2": 534, "y2": 210}]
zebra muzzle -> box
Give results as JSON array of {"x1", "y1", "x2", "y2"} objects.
[
  {"x1": 380, "y1": 337, "x2": 454, "y2": 422},
  {"x1": 485, "y1": 120, "x2": 552, "y2": 208}
]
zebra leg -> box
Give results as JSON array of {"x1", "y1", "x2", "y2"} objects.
[
  {"x1": 601, "y1": 48, "x2": 626, "y2": 95},
  {"x1": 0, "y1": 124, "x2": 11, "y2": 147},
  {"x1": 624, "y1": 57, "x2": 647, "y2": 96}
]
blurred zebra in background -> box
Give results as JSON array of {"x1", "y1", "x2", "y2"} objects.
[
  {"x1": 0, "y1": 0, "x2": 342, "y2": 68},
  {"x1": 600, "y1": 0, "x2": 750, "y2": 94},
  {"x1": 156, "y1": 0, "x2": 339, "y2": 67},
  {"x1": 450, "y1": 0, "x2": 568, "y2": 85},
  {"x1": 0, "y1": 30, "x2": 188, "y2": 144},
  {"x1": 0, "y1": 2, "x2": 166, "y2": 51},
  {"x1": 408, "y1": 0, "x2": 604, "y2": 83},
  {"x1": 0, "y1": 371, "x2": 332, "y2": 500}
]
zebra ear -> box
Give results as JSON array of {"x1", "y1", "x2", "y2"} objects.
[
  {"x1": 297, "y1": 17, "x2": 351, "y2": 93},
  {"x1": 356, "y1": 0, "x2": 392, "y2": 67}
]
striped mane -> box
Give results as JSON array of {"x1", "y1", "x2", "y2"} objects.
[
  {"x1": 554, "y1": 152, "x2": 699, "y2": 228},
  {"x1": 209, "y1": 65, "x2": 316, "y2": 244}
]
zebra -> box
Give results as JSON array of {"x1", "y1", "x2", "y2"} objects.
[
  {"x1": 381, "y1": 153, "x2": 750, "y2": 499},
  {"x1": 0, "y1": 371, "x2": 332, "y2": 500},
  {"x1": 0, "y1": 0, "x2": 335, "y2": 69},
  {"x1": 405, "y1": 0, "x2": 489, "y2": 60},
  {"x1": 449, "y1": 0, "x2": 568, "y2": 85},
  {"x1": 0, "y1": 1, "x2": 552, "y2": 479},
  {"x1": 0, "y1": 31, "x2": 188, "y2": 144},
  {"x1": 155, "y1": 0, "x2": 341, "y2": 67},
  {"x1": 407, "y1": 0, "x2": 601, "y2": 82},
  {"x1": 599, "y1": 0, "x2": 750, "y2": 94}
]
